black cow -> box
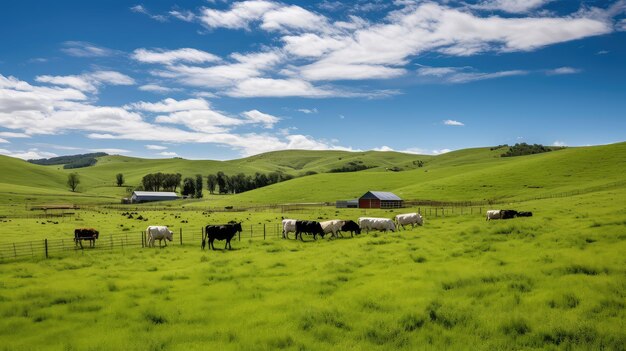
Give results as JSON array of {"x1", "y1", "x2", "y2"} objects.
[
  {"x1": 295, "y1": 220, "x2": 324, "y2": 241},
  {"x1": 202, "y1": 223, "x2": 242, "y2": 250},
  {"x1": 74, "y1": 228, "x2": 99, "y2": 248},
  {"x1": 500, "y1": 210, "x2": 519, "y2": 219},
  {"x1": 517, "y1": 211, "x2": 533, "y2": 217},
  {"x1": 341, "y1": 220, "x2": 361, "y2": 237}
]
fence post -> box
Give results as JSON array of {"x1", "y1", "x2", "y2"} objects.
[
  {"x1": 264, "y1": 223, "x2": 266, "y2": 240},
  {"x1": 45, "y1": 239, "x2": 48, "y2": 258},
  {"x1": 250, "y1": 225, "x2": 253, "y2": 238},
  {"x1": 180, "y1": 228, "x2": 183, "y2": 245},
  {"x1": 141, "y1": 231, "x2": 144, "y2": 248},
  {"x1": 13, "y1": 243, "x2": 17, "y2": 258}
]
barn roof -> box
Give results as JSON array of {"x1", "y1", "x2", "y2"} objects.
[
  {"x1": 360, "y1": 191, "x2": 402, "y2": 201},
  {"x1": 132, "y1": 191, "x2": 178, "y2": 198}
]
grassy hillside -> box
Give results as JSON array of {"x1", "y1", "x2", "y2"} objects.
[
  {"x1": 195, "y1": 142, "x2": 626, "y2": 206},
  {"x1": 1, "y1": 142, "x2": 624, "y2": 208}
]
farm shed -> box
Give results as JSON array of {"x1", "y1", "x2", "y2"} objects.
[
  {"x1": 359, "y1": 191, "x2": 403, "y2": 209},
  {"x1": 336, "y1": 199, "x2": 358, "y2": 208},
  {"x1": 131, "y1": 191, "x2": 178, "y2": 203}
]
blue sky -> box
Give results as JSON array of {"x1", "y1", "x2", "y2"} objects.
[{"x1": 0, "y1": 0, "x2": 625, "y2": 160}]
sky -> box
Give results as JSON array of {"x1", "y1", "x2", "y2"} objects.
[{"x1": 0, "y1": 0, "x2": 625, "y2": 160}]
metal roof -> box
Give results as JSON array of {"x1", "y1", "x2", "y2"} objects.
[
  {"x1": 132, "y1": 191, "x2": 178, "y2": 197},
  {"x1": 360, "y1": 191, "x2": 402, "y2": 201}
]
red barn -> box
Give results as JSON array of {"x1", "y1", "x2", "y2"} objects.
[{"x1": 358, "y1": 191, "x2": 403, "y2": 209}]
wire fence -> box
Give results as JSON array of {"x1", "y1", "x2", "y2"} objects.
[{"x1": 0, "y1": 223, "x2": 289, "y2": 262}]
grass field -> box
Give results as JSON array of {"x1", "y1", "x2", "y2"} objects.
[{"x1": 0, "y1": 143, "x2": 625, "y2": 350}]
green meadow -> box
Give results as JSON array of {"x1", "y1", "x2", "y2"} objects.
[{"x1": 0, "y1": 143, "x2": 625, "y2": 350}]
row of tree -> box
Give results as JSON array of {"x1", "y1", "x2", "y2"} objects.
[
  {"x1": 206, "y1": 171, "x2": 293, "y2": 195},
  {"x1": 141, "y1": 173, "x2": 183, "y2": 192}
]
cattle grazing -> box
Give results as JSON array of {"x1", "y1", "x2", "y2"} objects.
[
  {"x1": 394, "y1": 213, "x2": 424, "y2": 230},
  {"x1": 500, "y1": 210, "x2": 519, "y2": 219},
  {"x1": 341, "y1": 220, "x2": 361, "y2": 237},
  {"x1": 295, "y1": 220, "x2": 324, "y2": 241},
  {"x1": 282, "y1": 219, "x2": 297, "y2": 239},
  {"x1": 320, "y1": 220, "x2": 345, "y2": 239},
  {"x1": 146, "y1": 226, "x2": 173, "y2": 248},
  {"x1": 486, "y1": 210, "x2": 502, "y2": 221},
  {"x1": 358, "y1": 217, "x2": 396, "y2": 233},
  {"x1": 202, "y1": 223, "x2": 242, "y2": 250},
  {"x1": 517, "y1": 211, "x2": 533, "y2": 217},
  {"x1": 74, "y1": 228, "x2": 99, "y2": 248}
]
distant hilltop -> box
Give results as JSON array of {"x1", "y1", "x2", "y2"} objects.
[{"x1": 28, "y1": 152, "x2": 108, "y2": 169}]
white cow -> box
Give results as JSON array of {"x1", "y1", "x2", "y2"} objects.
[
  {"x1": 358, "y1": 217, "x2": 396, "y2": 233},
  {"x1": 319, "y1": 220, "x2": 346, "y2": 238},
  {"x1": 486, "y1": 210, "x2": 502, "y2": 221},
  {"x1": 146, "y1": 226, "x2": 174, "y2": 247},
  {"x1": 394, "y1": 213, "x2": 423, "y2": 230},
  {"x1": 282, "y1": 219, "x2": 297, "y2": 239}
]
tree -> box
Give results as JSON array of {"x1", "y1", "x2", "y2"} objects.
[
  {"x1": 195, "y1": 174, "x2": 203, "y2": 198},
  {"x1": 116, "y1": 173, "x2": 124, "y2": 187},
  {"x1": 207, "y1": 174, "x2": 217, "y2": 194},
  {"x1": 216, "y1": 171, "x2": 228, "y2": 194},
  {"x1": 181, "y1": 177, "x2": 196, "y2": 197},
  {"x1": 67, "y1": 172, "x2": 80, "y2": 192}
]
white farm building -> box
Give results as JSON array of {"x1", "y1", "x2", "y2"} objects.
[{"x1": 131, "y1": 191, "x2": 179, "y2": 203}]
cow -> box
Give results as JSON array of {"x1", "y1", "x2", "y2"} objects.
[
  {"x1": 517, "y1": 211, "x2": 533, "y2": 217},
  {"x1": 358, "y1": 217, "x2": 396, "y2": 233},
  {"x1": 394, "y1": 213, "x2": 423, "y2": 230},
  {"x1": 282, "y1": 219, "x2": 297, "y2": 239},
  {"x1": 74, "y1": 228, "x2": 99, "y2": 248},
  {"x1": 319, "y1": 220, "x2": 345, "y2": 239},
  {"x1": 202, "y1": 223, "x2": 242, "y2": 250},
  {"x1": 295, "y1": 220, "x2": 324, "y2": 241},
  {"x1": 146, "y1": 226, "x2": 173, "y2": 248},
  {"x1": 341, "y1": 220, "x2": 361, "y2": 237},
  {"x1": 501, "y1": 210, "x2": 519, "y2": 219},
  {"x1": 486, "y1": 210, "x2": 502, "y2": 221}
]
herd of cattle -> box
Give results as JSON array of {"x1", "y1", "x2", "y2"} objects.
[
  {"x1": 281, "y1": 212, "x2": 425, "y2": 241},
  {"x1": 71, "y1": 209, "x2": 531, "y2": 249}
]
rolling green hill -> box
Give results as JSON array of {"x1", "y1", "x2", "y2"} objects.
[{"x1": 1, "y1": 142, "x2": 625, "y2": 207}]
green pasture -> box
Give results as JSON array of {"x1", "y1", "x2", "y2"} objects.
[
  {"x1": 0, "y1": 188, "x2": 625, "y2": 350},
  {"x1": 2, "y1": 142, "x2": 624, "y2": 209}
]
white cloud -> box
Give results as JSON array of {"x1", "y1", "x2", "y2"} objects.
[
  {"x1": 443, "y1": 119, "x2": 464, "y2": 126},
  {"x1": 132, "y1": 48, "x2": 220, "y2": 65},
  {"x1": 0, "y1": 138, "x2": 8, "y2": 143},
  {"x1": 371, "y1": 146, "x2": 453, "y2": 155},
  {"x1": 146, "y1": 144, "x2": 168, "y2": 150},
  {"x1": 226, "y1": 78, "x2": 332, "y2": 97},
  {"x1": 200, "y1": 0, "x2": 277, "y2": 29},
  {"x1": 158, "y1": 151, "x2": 178, "y2": 157},
  {"x1": 127, "y1": 97, "x2": 210, "y2": 113},
  {"x1": 546, "y1": 66, "x2": 581, "y2": 75},
  {"x1": 0, "y1": 148, "x2": 58, "y2": 160},
  {"x1": 552, "y1": 140, "x2": 566, "y2": 147},
  {"x1": 139, "y1": 84, "x2": 178, "y2": 93},
  {"x1": 432, "y1": 148, "x2": 452, "y2": 155},
  {"x1": 0, "y1": 132, "x2": 30, "y2": 138},
  {"x1": 298, "y1": 108, "x2": 318, "y2": 114},
  {"x1": 130, "y1": 5, "x2": 167, "y2": 22},
  {"x1": 61, "y1": 41, "x2": 117, "y2": 57},
  {"x1": 0, "y1": 75, "x2": 355, "y2": 157},
  {"x1": 418, "y1": 66, "x2": 528, "y2": 83},
  {"x1": 472, "y1": 0, "x2": 551, "y2": 14},
  {"x1": 35, "y1": 70, "x2": 135, "y2": 93},
  {"x1": 169, "y1": 10, "x2": 195, "y2": 22},
  {"x1": 241, "y1": 110, "x2": 280, "y2": 128},
  {"x1": 90, "y1": 148, "x2": 130, "y2": 154}
]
